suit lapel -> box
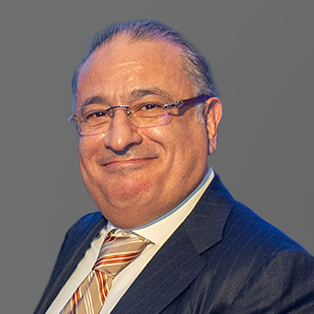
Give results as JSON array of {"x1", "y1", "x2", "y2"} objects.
[
  {"x1": 112, "y1": 225, "x2": 206, "y2": 314},
  {"x1": 34, "y1": 212, "x2": 107, "y2": 314},
  {"x1": 112, "y1": 174, "x2": 235, "y2": 314}
]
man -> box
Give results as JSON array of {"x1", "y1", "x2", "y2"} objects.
[{"x1": 34, "y1": 20, "x2": 314, "y2": 314}]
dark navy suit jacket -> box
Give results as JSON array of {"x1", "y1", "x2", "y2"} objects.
[{"x1": 34, "y1": 175, "x2": 314, "y2": 313}]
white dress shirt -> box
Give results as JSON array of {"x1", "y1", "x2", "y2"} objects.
[{"x1": 46, "y1": 168, "x2": 214, "y2": 314}]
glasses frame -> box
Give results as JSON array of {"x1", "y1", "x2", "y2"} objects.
[{"x1": 68, "y1": 94, "x2": 210, "y2": 136}]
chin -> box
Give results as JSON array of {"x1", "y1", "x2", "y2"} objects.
[{"x1": 99, "y1": 201, "x2": 159, "y2": 229}]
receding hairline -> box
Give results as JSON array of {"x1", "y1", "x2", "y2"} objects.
[
  {"x1": 80, "y1": 32, "x2": 185, "y2": 72},
  {"x1": 73, "y1": 32, "x2": 196, "y2": 110}
]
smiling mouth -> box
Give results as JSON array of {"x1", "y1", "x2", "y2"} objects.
[{"x1": 103, "y1": 157, "x2": 157, "y2": 167}]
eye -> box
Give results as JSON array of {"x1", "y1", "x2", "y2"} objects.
[
  {"x1": 84, "y1": 110, "x2": 110, "y2": 124},
  {"x1": 138, "y1": 103, "x2": 165, "y2": 111},
  {"x1": 134, "y1": 103, "x2": 164, "y2": 118},
  {"x1": 140, "y1": 104, "x2": 160, "y2": 110},
  {"x1": 87, "y1": 111, "x2": 108, "y2": 118}
]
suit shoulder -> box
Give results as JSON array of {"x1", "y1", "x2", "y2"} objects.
[
  {"x1": 65, "y1": 212, "x2": 106, "y2": 242},
  {"x1": 68, "y1": 212, "x2": 105, "y2": 230},
  {"x1": 195, "y1": 201, "x2": 314, "y2": 312},
  {"x1": 225, "y1": 201, "x2": 308, "y2": 255}
]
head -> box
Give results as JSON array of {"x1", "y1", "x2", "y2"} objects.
[{"x1": 73, "y1": 20, "x2": 222, "y2": 228}]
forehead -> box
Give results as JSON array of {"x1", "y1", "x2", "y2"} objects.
[{"x1": 76, "y1": 37, "x2": 194, "y2": 105}]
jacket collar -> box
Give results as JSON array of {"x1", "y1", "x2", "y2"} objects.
[{"x1": 112, "y1": 174, "x2": 235, "y2": 314}]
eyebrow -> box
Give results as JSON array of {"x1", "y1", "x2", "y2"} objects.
[
  {"x1": 129, "y1": 88, "x2": 173, "y2": 102},
  {"x1": 81, "y1": 95, "x2": 110, "y2": 108}
]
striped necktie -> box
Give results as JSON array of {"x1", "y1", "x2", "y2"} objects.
[{"x1": 60, "y1": 230, "x2": 149, "y2": 314}]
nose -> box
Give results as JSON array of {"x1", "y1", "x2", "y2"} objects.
[{"x1": 102, "y1": 108, "x2": 142, "y2": 152}]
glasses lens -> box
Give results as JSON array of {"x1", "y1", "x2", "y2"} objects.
[
  {"x1": 131, "y1": 103, "x2": 171, "y2": 127},
  {"x1": 78, "y1": 109, "x2": 111, "y2": 135},
  {"x1": 79, "y1": 122, "x2": 111, "y2": 135}
]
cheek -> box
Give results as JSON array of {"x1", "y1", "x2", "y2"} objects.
[
  {"x1": 172, "y1": 125, "x2": 208, "y2": 167},
  {"x1": 78, "y1": 141, "x2": 90, "y2": 167},
  {"x1": 78, "y1": 136, "x2": 101, "y2": 169}
]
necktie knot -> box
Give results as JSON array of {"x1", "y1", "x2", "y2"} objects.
[{"x1": 93, "y1": 231, "x2": 149, "y2": 277}]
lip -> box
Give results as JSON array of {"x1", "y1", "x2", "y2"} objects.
[{"x1": 103, "y1": 157, "x2": 157, "y2": 168}]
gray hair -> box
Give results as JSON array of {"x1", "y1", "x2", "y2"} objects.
[{"x1": 71, "y1": 20, "x2": 219, "y2": 121}]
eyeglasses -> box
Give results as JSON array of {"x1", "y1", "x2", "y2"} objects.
[{"x1": 68, "y1": 94, "x2": 210, "y2": 136}]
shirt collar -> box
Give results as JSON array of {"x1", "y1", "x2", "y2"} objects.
[{"x1": 107, "y1": 167, "x2": 215, "y2": 246}]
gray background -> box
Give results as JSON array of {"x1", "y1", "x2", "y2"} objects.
[{"x1": 1, "y1": 1, "x2": 313, "y2": 312}]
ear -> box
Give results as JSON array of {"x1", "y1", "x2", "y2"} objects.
[{"x1": 204, "y1": 97, "x2": 222, "y2": 155}]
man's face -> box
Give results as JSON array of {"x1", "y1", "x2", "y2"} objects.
[{"x1": 76, "y1": 37, "x2": 221, "y2": 228}]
